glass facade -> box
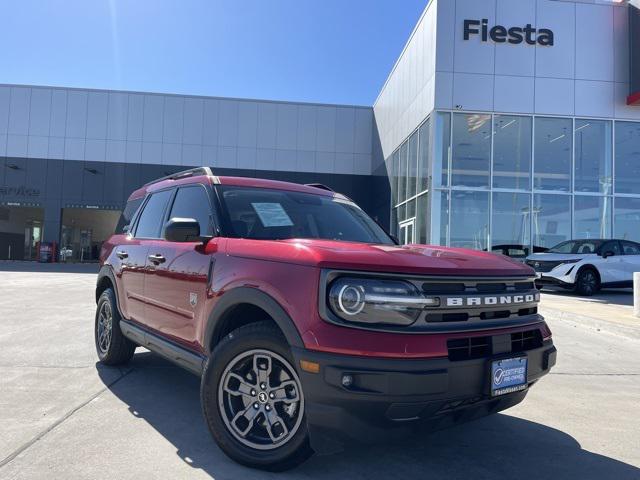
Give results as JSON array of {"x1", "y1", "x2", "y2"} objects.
[
  {"x1": 493, "y1": 115, "x2": 531, "y2": 190},
  {"x1": 386, "y1": 111, "x2": 640, "y2": 250},
  {"x1": 450, "y1": 191, "x2": 489, "y2": 250},
  {"x1": 391, "y1": 116, "x2": 431, "y2": 244},
  {"x1": 451, "y1": 114, "x2": 491, "y2": 188}
]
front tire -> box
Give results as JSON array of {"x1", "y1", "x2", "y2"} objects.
[
  {"x1": 200, "y1": 322, "x2": 313, "y2": 471},
  {"x1": 94, "y1": 288, "x2": 136, "y2": 365},
  {"x1": 575, "y1": 268, "x2": 600, "y2": 296}
]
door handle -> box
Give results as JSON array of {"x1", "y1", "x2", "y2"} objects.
[
  {"x1": 148, "y1": 254, "x2": 166, "y2": 264},
  {"x1": 116, "y1": 250, "x2": 128, "y2": 259}
]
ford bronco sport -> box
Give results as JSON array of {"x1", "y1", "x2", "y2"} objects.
[{"x1": 95, "y1": 167, "x2": 556, "y2": 471}]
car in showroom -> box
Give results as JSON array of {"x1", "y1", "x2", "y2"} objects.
[
  {"x1": 490, "y1": 244, "x2": 548, "y2": 262},
  {"x1": 526, "y1": 239, "x2": 640, "y2": 296},
  {"x1": 94, "y1": 167, "x2": 556, "y2": 470}
]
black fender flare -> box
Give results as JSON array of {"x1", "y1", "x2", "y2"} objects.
[
  {"x1": 203, "y1": 287, "x2": 305, "y2": 353},
  {"x1": 96, "y1": 265, "x2": 124, "y2": 314}
]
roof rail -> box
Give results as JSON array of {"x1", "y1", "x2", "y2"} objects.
[
  {"x1": 143, "y1": 167, "x2": 216, "y2": 187},
  {"x1": 305, "y1": 183, "x2": 334, "y2": 192}
]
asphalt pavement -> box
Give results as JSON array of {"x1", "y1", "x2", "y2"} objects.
[{"x1": 0, "y1": 266, "x2": 638, "y2": 479}]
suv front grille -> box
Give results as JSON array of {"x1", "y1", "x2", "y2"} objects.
[
  {"x1": 419, "y1": 276, "x2": 539, "y2": 326},
  {"x1": 447, "y1": 329, "x2": 544, "y2": 361},
  {"x1": 526, "y1": 260, "x2": 561, "y2": 273},
  {"x1": 405, "y1": 275, "x2": 541, "y2": 330}
]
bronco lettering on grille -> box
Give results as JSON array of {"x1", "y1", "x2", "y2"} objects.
[{"x1": 446, "y1": 294, "x2": 538, "y2": 307}]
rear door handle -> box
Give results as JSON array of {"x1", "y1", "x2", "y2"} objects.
[
  {"x1": 116, "y1": 250, "x2": 128, "y2": 259},
  {"x1": 148, "y1": 254, "x2": 166, "y2": 264}
]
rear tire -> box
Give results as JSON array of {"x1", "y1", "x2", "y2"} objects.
[
  {"x1": 200, "y1": 322, "x2": 313, "y2": 471},
  {"x1": 95, "y1": 288, "x2": 136, "y2": 365},
  {"x1": 575, "y1": 268, "x2": 600, "y2": 296}
]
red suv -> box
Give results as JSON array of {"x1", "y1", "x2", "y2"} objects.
[{"x1": 95, "y1": 167, "x2": 556, "y2": 470}]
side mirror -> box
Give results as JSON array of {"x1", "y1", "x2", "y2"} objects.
[
  {"x1": 602, "y1": 250, "x2": 615, "y2": 259},
  {"x1": 164, "y1": 217, "x2": 203, "y2": 243}
]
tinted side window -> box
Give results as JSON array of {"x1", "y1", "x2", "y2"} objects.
[
  {"x1": 168, "y1": 186, "x2": 214, "y2": 236},
  {"x1": 115, "y1": 198, "x2": 143, "y2": 234},
  {"x1": 622, "y1": 241, "x2": 640, "y2": 255},
  {"x1": 601, "y1": 241, "x2": 621, "y2": 256},
  {"x1": 135, "y1": 190, "x2": 173, "y2": 238}
]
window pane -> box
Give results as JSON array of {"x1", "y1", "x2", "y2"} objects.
[
  {"x1": 391, "y1": 207, "x2": 398, "y2": 237},
  {"x1": 430, "y1": 190, "x2": 449, "y2": 246},
  {"x1": 115, "y1": 197, "x2": 143, "y2": 234},
  {"x1": 169, "y1": 186, "x2": 213, "y2": 236},
  {"x1": 406, "y1": 198, "x2": 416, "y2": 219},
  {"x1": 533, "y1": 194, "x2": 571, "y2": 250},
  {"x1": 433, "y1": 112, "x2": 451, "y2": 188},
  {"x1": 451, "y1": 114, "x2": 491, "y2": 188},
  {"x1": 602, "y1": 241, "x2": 622, "y2": 256},
  {"x1": 621, "y1": 241, "x2": 640, "y2": 255},
  {"x1": 398, "y1": 142, "x2": 407, "y2": 202},
  {"x1": 614, "y1": 197, "x2": 640, "y2": 241},
  {"x1": 493, "y1": 115, "x2": 531, "y2": 190},
  {"x1": 418, "y1": 119, "x2": 430, "y2": 193},
  {"x1": 450, "y1": 191, "x2": 489, "y2": 250},
  {"x1": 416, "y1": 193, "x2": 428, "y2": 244},
  {"x1": 407, "y1": 131, "x2": 418, "y2": 199},
  {"x1": 391, "y1": 150, "x2": 399, "y2": 205},
  {"x1": 534, "y1": 117, "x2": 572, "y2": 191},
  {"x1": 135, "y1": 189, "x2": 173, "y2": 238},
  {"x1": 491, "y1": 192, "x2": 531, "y2": 251},
  {"x1": 615, "y1": 122, "x2": 640, "y2": 194},
  {"x1": 574, "y1": 196, "x2": 611, "y2": 239},
  {"x1": 575, "y1": 120, "x2": 612, "y2": 193},
  {"x1": 398, "y1": 202, "x2": 406, "y2": 222}
]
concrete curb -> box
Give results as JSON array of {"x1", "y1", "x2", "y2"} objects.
[{"x1": 541, "y1": 306, "x2": 640, "y2": 341}]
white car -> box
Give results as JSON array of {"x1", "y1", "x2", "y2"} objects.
[{"x1": 526, "y1": 239, "x2": 640, "y2": 296}]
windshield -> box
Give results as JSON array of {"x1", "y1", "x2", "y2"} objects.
[
  {"x1": 219, "y1": 186, "x2": 394, "y2": 245},
  {"x1": 547, "y1": 240, "x2": 604, "y2": 254}
]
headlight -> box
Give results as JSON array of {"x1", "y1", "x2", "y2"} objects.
[
  {"x1": 328, "y1": 277, "x2": 439, "y2": 326},
  {"x1": 561, "y1": 259, "x2": 580, "y2": 265}
]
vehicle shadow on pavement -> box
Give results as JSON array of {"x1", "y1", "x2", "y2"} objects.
[{"x1": 98, "y1": 352, "x2": 640, "y2": 480}]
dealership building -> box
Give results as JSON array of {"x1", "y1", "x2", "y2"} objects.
[{"x1": 2, "y1": 0, "x2": 640, "y2": 261}]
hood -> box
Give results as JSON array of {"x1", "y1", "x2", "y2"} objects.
[
  {"x1": 526, "y1": 252, "x2": 595, "y2": 262},
  {"x1": 226, "y1": 238, "x2": 534, "y2": 277}
]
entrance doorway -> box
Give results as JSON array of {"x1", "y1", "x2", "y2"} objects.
[
  {"x1": 60, "y1": 208, "x2": 120, "y2": 262},
  {"x1": 399, "y1": 218, "x2": 416, "y2": 245},
  {"x1": 0, "y1": 206, "x2": 44, "y2": 260}
]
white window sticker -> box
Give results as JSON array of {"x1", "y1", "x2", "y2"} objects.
[{"x1": 251, "y1": 202, "x2": 293, "y2": 227}]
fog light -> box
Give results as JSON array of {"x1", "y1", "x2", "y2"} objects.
[{"x1": 342, "y1": 374, "x2": 354, "y2": 387}]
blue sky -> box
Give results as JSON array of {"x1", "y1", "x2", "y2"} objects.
[{"x1": 0, "y1": 0, "x2": 426, "y2": 106}]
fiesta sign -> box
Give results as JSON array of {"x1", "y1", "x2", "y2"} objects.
[{"x1": 464, "y1": 19, "x2": 554, "y2": 46}]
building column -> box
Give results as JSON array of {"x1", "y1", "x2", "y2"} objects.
[{"x1": 43, "y1": 200, "x2": 61, "y2": 244}]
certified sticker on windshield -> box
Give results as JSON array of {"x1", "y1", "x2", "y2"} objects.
[{"x1": 251, "y1": 202, "x2": 293, "y2": 227}]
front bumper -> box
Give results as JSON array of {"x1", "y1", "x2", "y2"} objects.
[
  {"x1": 531, "y1": 263, "x2": 579, "y2": 289},
  {"x1": 292, "y1": 341, "x2": 556, "y2": 454},
  {"x1": 535, "y1": 275, "x2": 575, "y2": 289}
]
